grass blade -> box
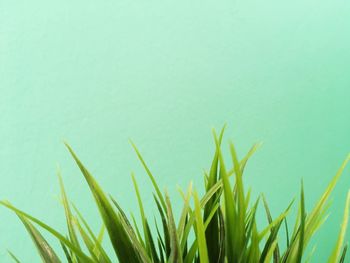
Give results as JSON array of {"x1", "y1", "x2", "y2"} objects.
[
  {"x1": 328, "y1": 190, "x2": 350, "y2": 263},
  {"x1": 65, "y1": 143, "x2": 143, "y2": 263},
  {"x1": 193, "y1": 190, "x2": 209, "y2": 263}
]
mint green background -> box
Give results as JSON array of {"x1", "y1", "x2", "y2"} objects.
[{"x1": 1, "y1": 0, "x2": 350, "y2": 262}]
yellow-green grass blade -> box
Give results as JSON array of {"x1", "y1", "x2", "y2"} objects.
[
  {"x1": 261, "y1": 195, "x2": 280, "y2": 263},
  {"x1": 193, "y1": 190, "x2": 209, "y2": 263},
  {"x1": 130, "y1": 140, "x2": 167, "y2": 212},
  {"x1": 183, "y1": 203, "x2": 220, "y2": 263},
  {"x1": 306, "y1": 155, "x2": 350, "y2": 239},
  {"x1": 246, "y1": 221, "x2": 260, "y2": 262},
  {"x1": 65, "y1": 143, "x2": 143, "y2": 263},
  {"x1": 131, "y1": 213, "x2": 147, "y2": 248},
  {"x1": 213, "y1": 130, "x2": 237, "y2": 261},
  {"x1": 296, "y1": 181, "x2": 305, "y2": 263},
  {"x1": 0, "y1": 201, "x2": 93, "y2": 262},
  {"x1": 96, "y1": 225, "x2": 105, "y2": 245},
  {"x1": 206, "y1": 125, "x2": 226, "y2": 190},
  {"x1": 287, "y1": 155, "x2": 350, "y2": 261},
  {"x1": 74, "y1": 218, "x2": 101, "y2": 262},
  {"x1": 328, "y1": 190, "x2": 350, "y2": 263},
  {"x1": 239, "y1": 142, "x2": 263, "y2": 173},
  {"x1": 227, "y1": 142, "x2": 262, "y2": 178},
  {"x1": 71, "y1": 205, "x2": 111, "y2": 263},
  {"x1": 177, "y1": 182, "x2": 192, "y2": 242},
  {"x1": 153, "y1": 194, "x2": 171, "y2": 259},
  {"x1": 303, "y1": 245, "x2": 316, "y2": 263},
  {"x1": 131, "y1": 173, "x2": 152, "y2": 255},
  {"x1": 179, "y1": 184, "x2": 222, "y2": 251},
  {"x1": 57, "y1": 171, "x2": 81, "y2": 261},
  {"x1": 259, "y1": 200, "x2": 294, "y2": 242},
  {"x1": 229, "y1": 141, "x2": 246, "y2": 252}
]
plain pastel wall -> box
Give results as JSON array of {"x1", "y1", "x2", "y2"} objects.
[{"x1": 1, "y1": 0, "x2": 350, "y2": 261}]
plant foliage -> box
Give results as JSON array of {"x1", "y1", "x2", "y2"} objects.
[{"x1": 2, "y1": 127, "x2": 350, "y2": 263}]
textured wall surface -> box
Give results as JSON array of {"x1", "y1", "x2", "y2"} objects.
[{"x1": 1, "y1": 0, "x2": 350, "y2": 261}]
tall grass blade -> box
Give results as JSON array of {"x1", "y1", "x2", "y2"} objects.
[
  {"x1": 193, "y1": 190, "x2": 209, "y2": 263},
  {"x1": 65, "y1": 143, "x2": 143, "y2": 263}
]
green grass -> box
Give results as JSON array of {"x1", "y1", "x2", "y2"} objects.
[{"x1": 2, "y1": 126, "x2": 350, "y2": 263}]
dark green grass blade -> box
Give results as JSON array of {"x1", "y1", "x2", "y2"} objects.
[
  {"x1": 215, "y1": 208, "x2": 226, "y2": 263},
  {"x1": 109, "y1": 197, "x2": 152, "y2": 262},
  {"x1": 158, "y1": 238, "x2": 165, "y2": 263},
  {"x1": 339, "y1": 244, "x2": 348, "y2": 263},
  {"x1": 204, "y1": 126, "x2": 225, "y2": 263},
  {"x1": 145, "y1": 221, "x2": 160, "y2": 263},
  {"x1": 284, "y1": 218, "x2": 290, "y2": 248},
  {"x1": 154, "y1": 194, "x2": 171, "y2": 259},
  {"x1": 60, "y1": 242, "x2": 73, "y2": 263},
  {"x1": 65, "y1": 143, "x2": 143, "y2": 263}
]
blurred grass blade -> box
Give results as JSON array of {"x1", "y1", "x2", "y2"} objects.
[
  {"x1": 339, "y1": 244, "x2": 348, "y2": 263},
  {"x1": 263, "y1": 240, "x2": 278, "y2": 263},
  {"x1": 8, "y1": 250, "x2": 21, "y2": 263},
  {"x1": 328, "y1": 190, "x2": 350, "y2": 263}
]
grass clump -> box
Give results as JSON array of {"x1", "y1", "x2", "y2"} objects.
[{"x1": 2, "y1": 126, "x2": 350, "y2": 263}]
